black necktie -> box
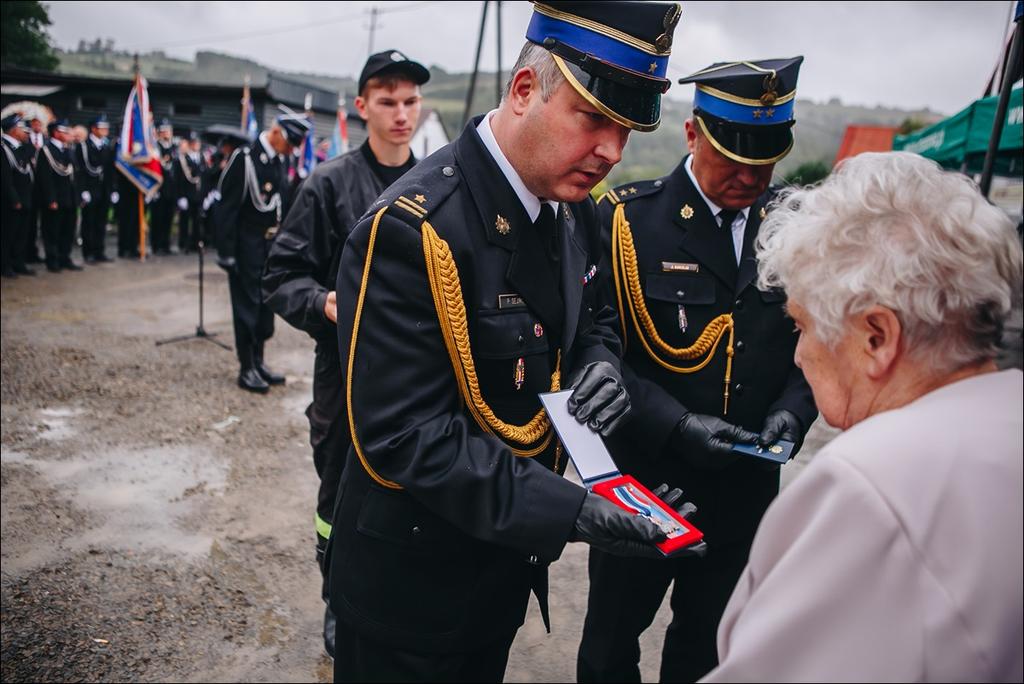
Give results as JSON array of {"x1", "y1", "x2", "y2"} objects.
[
  {"x1": 718, "y1": 209, "x2": 742, "y2": 263},
  {"x1": 534, "y1": 203, "x2": 564, "y2": 348}
]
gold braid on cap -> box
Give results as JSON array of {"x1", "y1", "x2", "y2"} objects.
[
  {"x1": 422, "y1": 221, "x2": 559, "y2": 457},
  {"x1": 611, "y1": 202, "x2": 736, "y2": 414}
]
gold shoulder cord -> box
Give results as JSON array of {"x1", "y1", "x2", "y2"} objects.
[
  {"x1": 611, "y1": 202, "x2": 736, "y2": 414},
  {"x1": 422, "y1": 221, "x2": 559, "y2": 458}
]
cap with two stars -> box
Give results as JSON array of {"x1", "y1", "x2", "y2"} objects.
[
  {"x1": 358, "y1": 49, "x2": 431, "y2": 95},
  {"x1": 158, "y1": 118, "x2": 173, "y2": 131},
  {"x1": 678, "y1": 56, "x2": 804, "y2": 165},
  {"x1": 526, "y1": 0, "x2": 682, "y2": 132},
  {"x1": 274, "y1": 106, "x2": 313, "y2": 147},
  {"x1": 90, "y1": 114, "x2": 110, "y2": 129},
  {"x1": 1, "y1": 113, "x2": 24, "y2": 131},
  {"x1": 47, "y1": 118, "x2": 70, "y2": 135}
]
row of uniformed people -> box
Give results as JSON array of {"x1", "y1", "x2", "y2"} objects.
[
  {"x1": 253, "y1": 2, "x2": 819, "y2": 682},
  {"x1": 1, "y1": 112, "x2": 216, "y2": 277}
]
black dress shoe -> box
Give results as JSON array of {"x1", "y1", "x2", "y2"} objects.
[
  {"x1": 14, "y1": 266, "x2": 36, "y2": 276},
  {"x1": 26, "y1": 254, "x2": 44, "y2": 264},
  {"x1": 60, "y1": 260, "x2": 84, "y2": 271},
  {"x1": 46, "y1": 263, "x2": 62, "y2": 273},
  {"x1": 237, "y1": 368, "x2": 270, "y2": 394},
  {"x1": 84, "y1": 255, "x2": 97, "y2": 264},
  {"x1": 94, "y1": 254, "x2": 113, "y2": 263},
  {"x1": 323, "y1": 603, "x2": 337, "y2": 660},
  {"x1": 1, "y1": 269, "x2": 18, "y2": 278},
  {"x1": 255, "y1": 361, "x2": 286, "y2": 385}
]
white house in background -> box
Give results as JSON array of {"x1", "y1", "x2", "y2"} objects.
[{"x1": 410, "y1": 108, "x2": 450, "y2": 159}]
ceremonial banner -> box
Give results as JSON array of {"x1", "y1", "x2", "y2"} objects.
[
  {"x1": 114, "y1": 72, "x2": 163, "y2": 201},
  {"x1": 327, "y1": 98, "x2": 349, "y2": 160}
]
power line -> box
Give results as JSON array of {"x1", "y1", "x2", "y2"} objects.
[{"x1": 121, "y1": 2, "x2": 430, "y2": 53}]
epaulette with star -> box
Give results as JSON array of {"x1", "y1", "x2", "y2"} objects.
[
  {"x1": 366, "y1": 162, "x2": 461, "y2": 231},
  {"x1": 597, "y1": 178, "x2": 666, "y2": 206}
]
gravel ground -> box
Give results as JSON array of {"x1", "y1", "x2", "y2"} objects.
[{"x1": 0, "y1": 245, "x2": 838, "y2": 682}]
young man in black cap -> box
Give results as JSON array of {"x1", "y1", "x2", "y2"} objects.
[
  {"x1": 261, "y1": 48, "x2": 429, "y2": 660},
  {"x1": 215, "y1": 110, "x2": 310, "y2": 394},
  {"x1": 2, "y1": 114, "x2": 36, "y2": 278},
  {"x1": 36, "y1": 118, "x2": 82, "y2": 273},
  {"x1": 325, "y1": 2, "x2": 699, "y2": 681},
  {"x1": 75, "y1": 114, "x2": 114, "y2": 263},
  {"x1": 578, "y1": 57, "x2": 817, "y2": 683}
]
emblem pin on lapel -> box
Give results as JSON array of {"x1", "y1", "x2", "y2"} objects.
[
  {"x1": 496, "y1": 214, "x2": 511, "y2": 235},
  {"x1": 514, "y1": 357, "x2": 525, "y2": 390},
  {"x1": 680, "y1": 204, "x2": 694, "y2": 220},
  {"x1": 759, "y1": 207, "x2": 767, "y2": 220}
]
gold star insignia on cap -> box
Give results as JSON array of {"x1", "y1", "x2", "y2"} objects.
[
  {"x1": 414, "y1": 194, "x2": 426, "y2": 204},
  {"x1": 628, "y1": 187, "x2": 637, "y2": 194},
  {"x1": 496, "y1": 214, "x2": 511, "y2": 235},
  {"x1": 759, "y1": 207, "x2": 767, "y2": 220},
  {"x1": 765, "y1": 107, "x2": 776, "y2": 118},
  {"x1": 680, "y1": 204, "x2": 694, "y2": 220},
  {"x1": 752, "y1": 109, "x2": 763, "y2": 119},
  {"x1": 648, "y1": 62, "x2": 658, "y2": 74}
]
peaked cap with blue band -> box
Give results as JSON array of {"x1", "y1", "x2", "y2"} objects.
[
  {"x1": 275, "y1": 105, "x2": 313, "y2": 147},
  {"x1": 526, "y1": 1, "x2": 682, "y2": 132},
  {"x1": 679, "y1": 56, "x2": 804, "y2": 165}
]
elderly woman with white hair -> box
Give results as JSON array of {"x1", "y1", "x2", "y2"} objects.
[{"x1": 701, "y1": 152, "x2": 1023, "y2": 683}]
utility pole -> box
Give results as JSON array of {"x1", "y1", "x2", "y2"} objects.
[
  {"x1": 367, "y1": 6, "x2": 379, "y2": 57},
  {"x1": 463, "y1": 1, "x2": 490, "y2": 128},
  {"x1": 495, "y1": 1, "x2": 503, "y2": 107}
]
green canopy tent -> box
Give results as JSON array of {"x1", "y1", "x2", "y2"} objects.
[{"x1": 893, "y1": 85, "x2": 1022, "y2": 176}]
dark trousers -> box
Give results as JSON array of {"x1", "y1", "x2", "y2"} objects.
[
  {"x1": 227, "y1": 271, "x2": 274, "y2": 369},
  {"x1": 309, "y1": 344, "x2": 351, "y2": 533},
  {"x1": 80, "y1": 199, "x2": 109, "y2": 259},
  {"x1": 577, "y1": 542, "x2": 750, "y2": 683},
  {"x1": 335, "y1": 623, "x2": 515, "y2": 683},
  {"x1": 177, "y1": 205, "x2": 200, "y2": 251},
  {"x1": 150, "y1": 197, "x2": 174, "y2": 252},
  {"x1": 41, "y1": 206, "x2": 76, "y2": 267},
  {"x1": 25, "y1": 200, "x2": 42, "y2": 261},
  {"x1": 117, "y1": 191, "x2": 142, "y2": 256},
  {"x1": 2, "y1": 207, "x2": 25, "y2": 273}
]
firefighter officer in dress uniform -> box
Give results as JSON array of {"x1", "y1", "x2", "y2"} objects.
[
  {"x1": 75, "y1": 114, "x2": 114, "y2": 263},
  {"x1": 175, "y1": 131, "x2": 204, "y2": 253},
  {"x1": 215, "y1": 110, "x2": 311, "y2": 393},
  {"x1": 577, "y1": 58, "x2": 818, "y2": 683},
  {"x1": 151, "y1": 118, "x2": 177, "y2": 255},
  {"x1": 2, "y1": 114, "x2": 36, "y2": 278},
  {"x1": 324, "y1": 3, "x2": 708, "y2": 682},
  {"x1": 36, "y1": 118, "x2": 82, "y2": 273}
]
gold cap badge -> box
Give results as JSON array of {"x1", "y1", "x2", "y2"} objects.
[
  {"x1": 680, "y1": 204, "x2": 694, "y2": 220},
  {"x1": 496, "y1": 214, "x2": 511, "y2": 235}
]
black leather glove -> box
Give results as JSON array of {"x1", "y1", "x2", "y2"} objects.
[
  {"x1": 672, "y1": 411, "x2": 760, "y2": 469},
  {"x1": 570, "y1": 491, "x2": 667, "y2": 559},
  {"x1": 755, "y1": 409, "x2": 803, "y2": 471},
  {"x1": 758, "y1": 409, "x2": 802, "y2": 449},
  {"x1": 566, "y1": 361, "x2": 631, "y2": 436},
  {"x1": 650, "y1": 483, "x2": 708, "y2": 558}
]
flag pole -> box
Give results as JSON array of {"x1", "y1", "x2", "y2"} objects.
[{"x1": 134, "y1": 54, "x2": 147, "y2": 262}]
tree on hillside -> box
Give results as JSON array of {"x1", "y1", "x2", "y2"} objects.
[
  {"x1": 783, "y1": 160, "x2": 831, "y2": 187},
  {"x1": 897, "y1": 117, "x2": 930, "y2": 135},
  {"x1": 1, "y1": 1, "x2": 58, "y2": 71}
]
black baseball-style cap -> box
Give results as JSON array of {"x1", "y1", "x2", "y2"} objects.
[{"x1": 358, "y1": 50, "x2": 431, "y2": 95}]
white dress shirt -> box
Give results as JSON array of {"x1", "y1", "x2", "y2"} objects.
[{"x1": 476, "y1": 109, "x2": 558, "y2": 223}]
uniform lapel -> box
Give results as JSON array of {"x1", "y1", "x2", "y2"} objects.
[
  {"x1": 560, "y1": 203, "x2": 586, "y2": 352},
  {"x1": 735, "y1": 195, "x2": 767, "y2": 295},
  {"x1": 671, "y1": 160, "x2": 739, "y2": 289}
]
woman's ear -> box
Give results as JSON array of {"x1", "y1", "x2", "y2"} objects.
[{"x1": 857, "y1": 306, "x2": 902, "y2": 380}]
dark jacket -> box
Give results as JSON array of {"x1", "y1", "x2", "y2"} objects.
[
  {"x1": 35, "y1": 139, "x2": 76, "y2": 210},
  {"x1": 262, "y1": 146, "x2": 391, "y2": 347},
  {"x1": 597, "y1": 156, "x2": 817, "y2": 547},
  {"x1": 2, "y1": 137, "x2": 34, "y2": 212},
  {"x1": 329, "y1": 119, "x2": 621, "y2": 653},
  {"x1": 175, "y1": 151, "x2": 204, "y2": 205},
  {"x1": 73, "y1": 137, "x2": 111, "y2": 200}
]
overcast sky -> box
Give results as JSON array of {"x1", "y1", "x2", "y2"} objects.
[{"x1": 46, "y1": 1, "x2": 1017, "y2": 115}]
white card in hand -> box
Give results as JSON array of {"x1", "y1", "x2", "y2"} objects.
[{"x1": 539, "y1": 389, "x2": 620, "y2": 487}]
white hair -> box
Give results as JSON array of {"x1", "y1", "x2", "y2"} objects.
[
  {"x1": 757, "y1": 151, "x2": 1023, "y2": 370},
  {"x1": 502, "y1": 41, "x2": 565, "y2": 102}
]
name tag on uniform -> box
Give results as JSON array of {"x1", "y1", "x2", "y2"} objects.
[
  {"x1": 662, "y1": 261, "x2": 699, "y2": 273},
  {"x1": 498, "y1": 293, "x2": 526, "y2": 310}
]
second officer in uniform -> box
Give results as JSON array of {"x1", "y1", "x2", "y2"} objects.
[{"x1": 578, "y1": 58, "x2": 818, "y2": 682}]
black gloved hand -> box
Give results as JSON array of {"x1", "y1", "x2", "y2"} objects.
[
  {"x1": 570, "y1": 491, "x2": 666, "y2": 559},
  {"x1": 650, "y1": 483, "x2": 708, "y2": 558},
  {"x1": 672, "y1": 411, "x2": 760, "y2": 470},
  {"x1": 566, "y1": 361, "x2": 631, "y2": 437},
  {"x1": 755, "y1": 409, "x2": 803, "y2": 471}
]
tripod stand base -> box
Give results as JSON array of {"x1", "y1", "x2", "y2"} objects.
[{"x1": 156, "y1": 327, "x2": 233, "y2": 351}]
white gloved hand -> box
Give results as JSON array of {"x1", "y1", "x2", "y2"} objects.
[
  {"x1": 110, "y1": 191, "x2": 119, "y2": 204},
  {"x1": 81, "y1": 190, "x2": 92, "y2": 204},
  {"x1": 177, "y1": 197, "x2": 189, "y2": 211}
]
